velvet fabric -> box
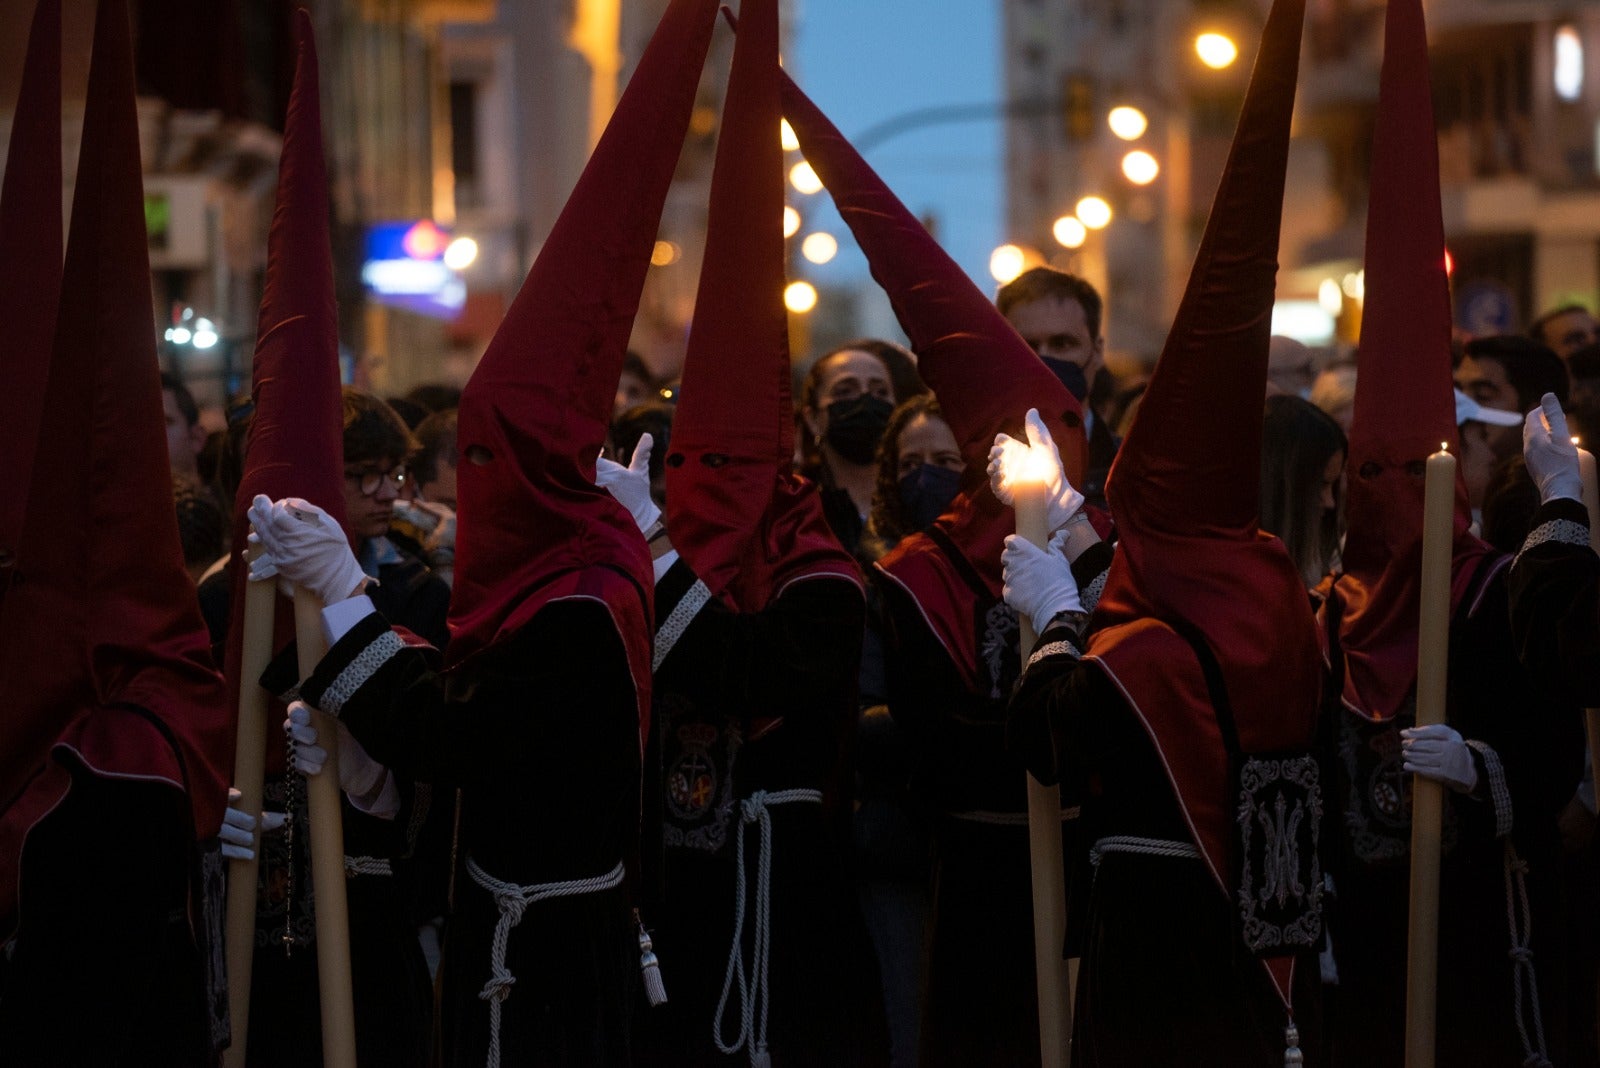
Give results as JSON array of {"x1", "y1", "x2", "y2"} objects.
[
  {"x1": 1083, "y1": 0, "x2": 1316, "y2": 1011},
  {"x1": 1321, "y1": 0, "x2": 1496, "y2": 724}
]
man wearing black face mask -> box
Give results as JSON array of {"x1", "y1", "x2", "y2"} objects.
[
  {"x1": 997, "y1": 267, "x2": 1117, "y2": 508},
  {"x1": 799, "y1": 344, "x2": 900, "y2": 554}
]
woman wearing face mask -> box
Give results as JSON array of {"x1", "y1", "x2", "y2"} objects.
[
  {"x1": 799, "y1": 342, "x2": 900, "y2": 554},
  {"x1": 862, "y1": 395, "x2": 966, "y2": 561}
]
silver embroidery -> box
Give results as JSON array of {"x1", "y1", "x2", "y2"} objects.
[
  {"x1": 1081, "y1": 569, "x2": 1109, "y2": 614},
  {"x1": 654, "y1": 580, "x2": 711, "y2": 671},
  {"x1": 317, "y1": 630, "x2": 406, "y2": 716},
  {"x1": 1513, "y1": 518, "x2": 1590, "y2": 569},
  {"x1": 1027, "y1": 639, "x2": 1080, "y2": 668}
]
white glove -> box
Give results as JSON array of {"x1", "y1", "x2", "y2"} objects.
[
  {"x1": 595, "y1": 432, "x2": 662, "y2": 533},
  {"x1": 989, "y1": 409, "x2": 1085, "y2": 533},
  {"x1": 247, "y1": 495, "x2": 368, "y2": 605},
  {"x1": 1400, "y1": 723, "x2": 1479, "y2": 794},
  {"x1": 1001, "y1": 529, "x2": 1083, "y2": 635},
  {"x1": 1522, "y1": 393, "x2": 1584, "y2": 505},
  {"x1": 284, "y1": 700, "x2": 392, "y2": 810},
  {"x1": 220, "y1": 787, "x2": 287, "y2": 861}
]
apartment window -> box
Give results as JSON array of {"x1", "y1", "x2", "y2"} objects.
[
  {"x1": 450, "y1": 81, "x2": 480, "y2": 208},
  {"x1": 1555, "y1": 24, "x2": 1583, "y2": 103}
]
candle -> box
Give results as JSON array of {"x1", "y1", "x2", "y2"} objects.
[
  {"x1": 1011, "y1": 445, "x2": 1072, "y2": 1068},
  {"x1": 1406, "y1": 443, "x2": 1454, "y2": 1068},
  {"x1": 1577, "y1": 445, "x2": 1599, "y2": 553}
]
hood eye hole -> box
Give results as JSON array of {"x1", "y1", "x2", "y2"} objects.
[
  {"x1": 665, "y1": 453, "x2": 686, "y2": 468},
  {"x1": 465, "y1": 444, "x2": 495, "y2": 466},
  {"x1": 1404, "y1": 459, "x2": 1428, "y2": 479},
  {"x1": 1357, "y1": 461, "x2": 1382, "y2": 481},
  {"x1": 701, "y1": 453, "x2": 730, "y2": 468}
]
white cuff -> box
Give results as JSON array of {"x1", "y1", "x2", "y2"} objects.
[
  {"x1": 347, "y1": 771, "x2": 401, "y2": 820},
  {"x1": 322, "y1": 594, "x2": 379, "y2": 646},
  {"x1": 652, "y1": 549, "x2": 680, "y2": 583}
]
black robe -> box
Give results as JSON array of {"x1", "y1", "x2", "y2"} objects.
[
  {"x1": 201, "y1": 546, "x2": 448, "y2": 1067},
  {"x1": 633, "y1": 562, "x2": 889, "y2": 1066},
  {"x1": 1319, "y1": 543, "x2": 1583, "y2": 1067},
  {"x1": 295, "y1": 599, "x2": 643, "y2": 1067},
  {"x1": 1007, "y1": 614, "x2": 1322, "y2": 1068},
  {"x1": 877, "y1": 542, "x2": 1108, "y2": 1067}
]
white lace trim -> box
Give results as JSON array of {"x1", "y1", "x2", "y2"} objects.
[
  {"x1": 317, "y1": 629, "x2": 406, "y2": 716},
  {"x1": 1513, "y1": 518, "x2": 1591, "y2": 570},
  {"x1": 1028, "y1": 639, "x2": 1080, "y2": 668},
  {"x1": 654, "y1": 579, "x2": 712, "y2": 672},
  {"x1": 1081, "y1": 569, "x2": 1109, "y2": 614}
]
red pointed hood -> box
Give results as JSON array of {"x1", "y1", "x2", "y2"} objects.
[
  {"x1": 1085, "y1": 0, "x2": 1315, "y2": 1011},
  {"x1": 0, "y1": 0, "x2": 62, "y2": 574},
  {"x1": 1, "y1": 0, "x2": 232, "y2": 934},
  {"x1": 1323, "y1": 0, "x2": 1494, "y2": 723},
  {"x1": 665, "y1": 0, "x2": 858, "y2": 611},
  {"x1": 780, "y1": 73, "x2": 1086, "y2": 609},
  {"x1": 224, "y1": 8, "x2": 349, "y2": 775},
  {"x1": 447, "y1": 0, "x2": 718, "y2": 737}
]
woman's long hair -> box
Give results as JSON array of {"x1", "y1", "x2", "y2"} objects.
[
  {"x1": 862, "y1": 394, "x2": 947, "y2": 559},
  {"x1": 1260, "y1": 394, "x2": 1347, "y2": 588}
]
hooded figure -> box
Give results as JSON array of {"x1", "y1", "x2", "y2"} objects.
[
  {"x1": 627, "y1": 2, "x2": 888, "y2": 1065},
  {"x1": 192, "y1": 13, "x2": 438, "y2": 1066},
  {"x1": 1315, "y1": 0, "x2": 1581, "y2": 1062},
  {"x1": 778, "y1": 50, "x2": 1103, "y2": 1068},
  {"x1": 254, "y1": 1, "x2": 719, "y2": 1064},
  {"x1": 1004, "y1": 0, "x2": 1325, "y2": 1060},
  {"x1": 0, "y1": 1, "x2": 234, "y2": 1061}
]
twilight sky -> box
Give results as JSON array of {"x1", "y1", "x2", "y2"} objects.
[{"x1": 790, "y1": 0, "x2": 1003, "y2": 294}]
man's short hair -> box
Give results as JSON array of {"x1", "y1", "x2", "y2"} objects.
[
  {"x1": 1463, "y1": 335, "x2": 1569, "y2": 410},
  {"x1": 1529, "y1": 304, "x2": 1592, "y2": 344},
  {"x1": 161, "y1": 372, "x2": 200, "y2": 428},
  {"x1": 341, "y1": 387, "x2": 417, "y2": 467},
  {"x1": 995, "y1": 266, "x2": 1104, "y2": 339},
  {"x1": 412, "y1": 408, "x2": 458, "y2": 486}
]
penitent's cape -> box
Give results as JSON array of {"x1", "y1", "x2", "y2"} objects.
[{"x1": 1081, "y1": 0, "x2": 1316, "y2": 1012}]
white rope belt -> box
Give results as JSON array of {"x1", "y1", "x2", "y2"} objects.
[
  {"x1": 467, "y1": 855, "x2": 626, "y2": 1068},
  {"x1": 343, "y1": 855, "x2": 392, "y2": 877},
  {"x1": 1089, "y1": 835, "x2": 1200, "y2": 868},
  {"x1": 713, "y1": 788, "x2": 823, "y2": 1068}
]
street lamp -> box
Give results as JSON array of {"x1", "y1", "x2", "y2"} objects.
[
  {"x1": 1107, "y1": 106, "x2": 1149, "y2": 141},
  {"x1": 785, "y1": 280, "x2": 818, "y2": 313},
  {"x1": 801, "y1": 232, "x2": 838, "y2": 264},
  {"x1": 781, "y1": 119, "x2": 800, "y2": 151},
  {"x1": 784, "y1": 206, "x2": 801, "y2": 238},
  {"x1": 1075, "y1": 196, "x2": 1113, "y2": 229},
  {"x1": 1121, "y1": 150, "x2": 1160, "y2": 185},
  {"x1": 1195, "y1": 32, "x2": 1239, "y2": 70},
  {"x1": 990, "y1": 243, "x2": 1028, "y2": 284},
  {"x1": 789, "y1": 161, "x2": 823, "y2": 195},
  {"x1": 1052, "y1": 215, "x2": 1087, "y2": 249}
]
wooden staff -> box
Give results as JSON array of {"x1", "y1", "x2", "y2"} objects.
[
  {"x1": 222, "y1": 556, "x2": 278, "y2": 1068},
  {"x1": 294, "y1": 588, "x2": 358, "y2": 1068},
  {"x1": 1014, "y1": 461, "x2": 1072, "y2": 1068},
  {"x1": 1405, "y1": 443, "x2": 1455, "y2": 1068}
]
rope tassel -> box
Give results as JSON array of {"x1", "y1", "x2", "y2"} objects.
[
  {"x1": 636, "y1": 909, "x2": 668, "y2": 1006},
  {"x1": 1284, "y1": 1022, "x2": 1303, "y2": 1066}
]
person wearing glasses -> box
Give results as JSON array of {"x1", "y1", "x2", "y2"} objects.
[{"x1": 194, "y1": 387, "x2": 452, "y2": 1067}]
